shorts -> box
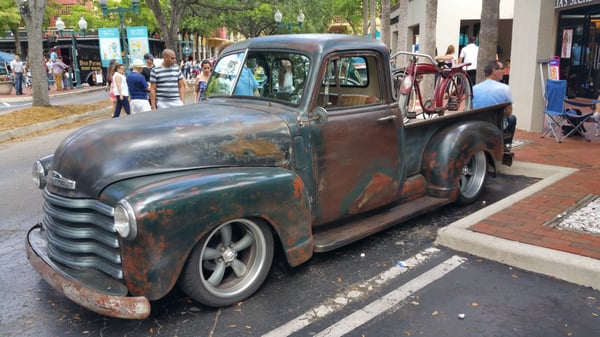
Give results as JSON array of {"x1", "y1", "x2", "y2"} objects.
[
  {"x1": 157, "y1": 100, "x2": 184, "y2": 109},
  {"x1": 130, "y1": 99, "x2": 151, "y2": 114}
]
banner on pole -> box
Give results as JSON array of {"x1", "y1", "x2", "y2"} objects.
[
  {"x1": 98, "y1": 28, "x2": 122, "y2": 67},
  {"x1": 126, "y1": 26, "x2": 150, "y2": 62}
]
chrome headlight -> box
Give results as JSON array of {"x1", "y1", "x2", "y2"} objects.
[
  {"x1": 32, "y1": 160, "x2": 46, "y2": 189},
  {"x1": 114, "y1": 200, "x2": 138, "y2": 240}
]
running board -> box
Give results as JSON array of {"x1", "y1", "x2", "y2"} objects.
[{"x1": 313, "y1": 196, "x2": 450, "y2": 252}]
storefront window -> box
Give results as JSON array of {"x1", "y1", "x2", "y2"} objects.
[{"x1": 558, "y1": 5, "x2": 600, "y2": 99}]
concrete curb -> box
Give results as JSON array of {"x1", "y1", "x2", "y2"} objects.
[
  {"x1": 0, "y1": 106, "x2": 111, "y2": 143},
  {"x1": 435, "y1": 161, "x2": 600, "y2": 290}
]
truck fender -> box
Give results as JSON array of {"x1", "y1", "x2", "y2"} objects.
[
  {"x1": 421, "y1": 120, "x2": 503, "y2": 199},
  {"x1": 102, "y1": 167, "x2": 313, "y2": 301}
]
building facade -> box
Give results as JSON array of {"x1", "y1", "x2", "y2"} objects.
[{"x1": 391, "y1": 0, "x2": 600, "y2": 132}]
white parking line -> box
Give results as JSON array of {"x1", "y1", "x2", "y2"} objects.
[
  {"x1": 315, "y1": 255, "x2": 466, "y2": 337},
  {"x1": 262, "y1": 247, "x2": 442, "y2": 337}
]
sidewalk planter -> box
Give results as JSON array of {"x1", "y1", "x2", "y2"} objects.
[{"x1": 0, "y1": 80, "x2": 12, "y2": 94}]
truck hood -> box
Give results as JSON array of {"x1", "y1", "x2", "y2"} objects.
[{"x1": 47, "y1": 103, "x2": 292, "y2": 198}]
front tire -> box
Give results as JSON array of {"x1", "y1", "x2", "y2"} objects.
[
  {"x1": 179, "y1": 218, "x2": 274, "y2": 307},
  {"x1": 457, "y1": 151, "x2": 487, "y2": 204}
]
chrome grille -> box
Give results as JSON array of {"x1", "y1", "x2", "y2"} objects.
[{"x1": 41, "y1": 189, "x2": 123, "y2": 279}]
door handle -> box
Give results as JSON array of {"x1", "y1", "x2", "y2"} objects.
[{"x1": 377, "y1": 115, "x2": 398, "y2": 122}]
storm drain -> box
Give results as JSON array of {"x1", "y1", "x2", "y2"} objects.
[{"x1": 546, "y1": 194, "x2": 600, "y2": 235}]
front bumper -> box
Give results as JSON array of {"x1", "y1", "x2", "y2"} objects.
[{"x1": 25, "y1": 223, "x2": 151, "y2": 319}]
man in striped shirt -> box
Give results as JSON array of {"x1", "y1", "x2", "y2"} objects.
[{"x1": 150, "y1": 49, "x2": 185, "y2": 110}]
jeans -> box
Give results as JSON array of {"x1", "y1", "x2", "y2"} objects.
[
  {"x1": 113, "y1": 95, "x2": 131, "y2": 118},
  {"x1": 504, "y1": 114, "x2": 517, "y2": 146},
  {"x1": 14, "y1": 72, "x2": 23, "y2": 94}
]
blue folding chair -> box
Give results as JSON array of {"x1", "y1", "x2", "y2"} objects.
[{"x1": 542, "y1": 79, "x2": 595, "y2": 142}]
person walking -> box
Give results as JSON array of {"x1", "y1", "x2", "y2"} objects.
[
  {"x1": 435, "y1": 44, "x2": 456, "y2": 67},
  {"x1": 9, "y1": 54, "x2": 25, "y2": 95},
  {"x1": 472, "y1": 59, "x2": 517, "y2": 150},
  {"x1": 126, "y1": 59, "x2": 151, "y2": 114},
  {"x1": 112, "y1": 64, "x2": 131, "y2": 118},
  {"x1": 51, "y1": 57, "x2": 68, "y2": 91},
  {"x1": 194, "y1": 59, "x2": 211, "y2": 103},
  {"x1": 150, "y1": 49, "x2": 185, "y2": 110},
  {"x1": 105, "y1": 59, "x2": 118, "y2": 111},
  {"x1": 141, "y1": 53, "x2": 154, "y2": 82},
  {"x1": 458, "y1": 36, "x2": 478, "y2": 83}
]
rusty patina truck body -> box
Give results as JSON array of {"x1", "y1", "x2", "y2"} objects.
[{"x1": 26, "y1": 34, "x2": 505, "y2": 319}]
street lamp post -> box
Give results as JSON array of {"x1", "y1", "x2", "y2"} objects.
[
  {"x1": 178, "y1": 33, "x2": 192, "y2": 61},
  {"x1": 98, "y1": 0, "x2": 140, "y2": 71},
  {"x1": 274, "y1": 9, "x2": 305, "y2": 32},
  {"x1": 71, "y1": 17, "x2": 87, "y2": 88},
  {"x1": 55, "y1": 17, "x2": 65, "y2": 38},
  {"x1": 78, "y1": 16, "x2": 88, "y2": 37}
]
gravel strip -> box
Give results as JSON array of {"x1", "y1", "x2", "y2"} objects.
[{"x1": 556, "y1": 195, "x2": 600, "y2": 235}]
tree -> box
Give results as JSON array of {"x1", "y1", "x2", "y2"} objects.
[
  {"x1": 15, "y1": 0, "x2": 50, "y2": 107},
  {"x1": 477, "y1": 0, "x2": 499, "y2": 83},
  {"x1": 395, "y1": 0, "x2": 408, "y2": 54},
  {"x1": 369, "y1": 0, "x2": 376, "y2": 39},
  {"x1": 421, "y1": 0, "x2": 437, "y2": 58},
  {"x1": 1, "y1": 0, "x2": 24, "y2": 56},
  {"x1": 420, "y1": 0, "x2": 437, "y2": 99},
  {"x1": 381, "y1": 0, "x2": 390, "y2": 47},
  {"x1": 362, "y1": 0, "x2": 368, "y2": 36}
]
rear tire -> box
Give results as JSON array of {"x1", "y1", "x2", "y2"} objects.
[
  {"x1": 457, "y1": 151, "x2": 487, "y2": 204},
  {"x1": 179, "y1": 218, "x2": 274, "y2": 307}
]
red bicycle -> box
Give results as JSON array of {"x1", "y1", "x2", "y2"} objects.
[{"x1": 391, "y1": 51, "x2": 473, "y2": 120}]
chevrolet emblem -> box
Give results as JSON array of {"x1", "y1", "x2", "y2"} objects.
[{"x1": 47, "y1": 170, "x2": 76, "y2": 190}]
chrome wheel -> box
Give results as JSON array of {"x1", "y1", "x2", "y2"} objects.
[
  {"x1": 179, "y1": 218, "x2": 273, "y2": 307},
  {"x1": 457, "y1": 151, "x2": 487, "y2": 204}
]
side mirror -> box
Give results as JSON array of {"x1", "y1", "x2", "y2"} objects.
[{"x1": 297, "y1": 106, "x2": 328, "y2": 127}]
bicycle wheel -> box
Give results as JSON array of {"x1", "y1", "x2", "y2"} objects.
[{"x1": 441, "y1": 72, "x2": 472, "y2": 114}]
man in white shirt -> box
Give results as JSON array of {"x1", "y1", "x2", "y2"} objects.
[
  {"x1": 9, "y1": 54, "x2": 25, "y2": 95},
  {"x1": 458, "y1": 36, "x2": 478, "y2": 84}
]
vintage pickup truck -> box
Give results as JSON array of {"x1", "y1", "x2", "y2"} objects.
[{"x1": 26, "y1": 34, "x2": 506, "y2": 319}]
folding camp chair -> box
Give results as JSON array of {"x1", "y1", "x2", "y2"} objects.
[
  {"x1": 564, "y1": 98, "x2": 600, "y2": 138},
  {"x1": 542, "y1": 79, "x2": 594, "y2": 143}
]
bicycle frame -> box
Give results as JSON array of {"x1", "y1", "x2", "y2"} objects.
[{"x1": 392, "y1": 51, "x2": 472, "y2": 120}]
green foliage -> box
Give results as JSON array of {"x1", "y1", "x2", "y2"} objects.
[{"x1": 0, "y1": 0, "x2": 22, "y2": 37}]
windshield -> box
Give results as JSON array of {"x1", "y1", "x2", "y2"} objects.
[{"x1": 205, "y1": 50, "x2": 310, "y2": 106}]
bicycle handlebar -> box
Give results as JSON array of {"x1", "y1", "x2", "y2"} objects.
[
  {"x1": 391, "y1": 51, "x2": 437, "y2": 66},
  {"x1": 391, "y1": 51, "x2": 471, "y2": 74}
]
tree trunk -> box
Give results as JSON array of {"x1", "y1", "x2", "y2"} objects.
[
  {"x1": 420, "y1": 0, "x2": 438, "y2": 99},
  {"x1": 381, "y1": 0, "x2": 391, "y2": 47},
  {"x1": 477, "y1": 0, "x2": 499, "y2": 83},
  {"x1": 422, "y1": 0, "x2": 437, "y2": 58},
  {"x1": 395, "y1": 0, "x2": 409, "y2": 54},
  {"x1": 369, "y1": 0, "x2": 377, "y2": 39},
  {"x1": 362, "y1": 0, "x2": 369, "y2": 36},
  {"x1": 16, "y1": 0, "x2": 50, "y2": 107},
  {"x1": 146, "y1": 0, "x2": 188, "y2": 60}
]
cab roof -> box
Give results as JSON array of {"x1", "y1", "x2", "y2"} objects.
[{"x1": 222, "y1": 34, "x2": 390, "y2": 60}]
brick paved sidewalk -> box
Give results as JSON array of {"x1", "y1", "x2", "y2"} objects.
[{"x1": 471, "y1": 122, "x2": 600, "y2": 260}]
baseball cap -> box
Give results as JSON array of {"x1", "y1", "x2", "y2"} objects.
[{"x1": 143, "y1": 53, "x2": 154, "y2": 60}]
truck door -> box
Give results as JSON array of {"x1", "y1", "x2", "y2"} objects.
[{"x1": 311, "y1": 54, "x2": 404, "y2": 225}]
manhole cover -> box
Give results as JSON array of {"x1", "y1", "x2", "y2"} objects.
[{"x1": 547, "y1": 194, "x2": 600, "y2": 235}]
